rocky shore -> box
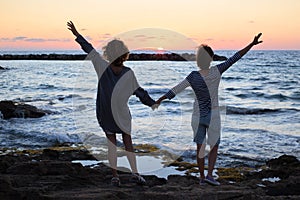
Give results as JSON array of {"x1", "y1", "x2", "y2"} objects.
[
  {"x1": 0, "y1": 146, "x2": 299, "y2": 200},
  {"x1": 0, "y1": 101, "x2": 52, "y2": 119},
  {"x1": 0, "y1": 53, "x2": 227, "y2": 61}
]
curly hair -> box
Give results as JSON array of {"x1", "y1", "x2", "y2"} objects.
[{"x1": 102, "y1": 39, "x2": 129, "y2": 66}]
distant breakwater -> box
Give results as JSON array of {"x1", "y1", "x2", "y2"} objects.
[
  {"x1": 0, "y1": 53, "x2": 227, "y2": 61},
  {"x1": 0, "y1": 53, "x2": 196, "y2": 61}
]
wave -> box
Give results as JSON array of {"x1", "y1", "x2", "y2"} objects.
[
  {"x1": 249, "y1": 77, "x2": 270, "y2": 81},
  {"x1": 288, "y1": 65, "x2": 300, "y2": 68},
  {"x1": 226, "y1": 106, "x2": 280, "y2": 115},
  {"x1": 13, "y1": 94, "x2": 83, "y2": 103},
  {"x1": 8, "y1": 84, "x2": 73, "y2": 93},
  {"x1": 265, "y1": 93, "x2": 288, "y2": 100},
  {"x1": 234, "y1": 92, "x2": 299, "y2": 101},
  {"x1": 251, "y1": 87, "x2": 263, "y2": 90},
  {"x1": 265, "y1": 93, "x2": 300, "y2": 100},
  {"x1": 226, "y1": 87, "x2": 239, "y2": 91},
  {"x1": 38, "y1": 83, "x2": 56, "y2": 89},
  {"x1": 37, "y1": 84, "x2": 74, "y2": 92},
  {"x1": 226, "y1": 106, "x2": 300, "y2": 115},
  {"x1": 222, "y1": 76, "x2": 244, "y2": 80},
  {"x1": 0, "y1": 129, "x2": 81, "y2": 149},
  {"x1": 227, "y1": 87, "x2": 263, "y2": 91},
  {"x1": 234, "y1": 93, "x2": 263, "y2": 99},
  {"x1": 56, "y1": 94, "x2": 82, "y2": 101}
]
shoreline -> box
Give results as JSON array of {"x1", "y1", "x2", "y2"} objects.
[{"x1": 0, "y1": 145, "x2": 299, "y2": 199}]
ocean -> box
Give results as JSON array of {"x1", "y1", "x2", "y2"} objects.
[{"x1": 0, "y1": 50, "x2": 299, "y2": 168}]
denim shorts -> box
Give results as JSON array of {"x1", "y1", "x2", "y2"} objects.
[{"x1": 191, "y1": 110, "x2": 221, "y2": 145}]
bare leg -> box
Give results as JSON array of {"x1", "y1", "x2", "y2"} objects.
[
  {"x1": 106, "y1": 133, "x2": 118, "y2": 177},
  {"x1": 197, "y1": 143, "x2": 206, "y2": 179},
  {"x1": 207, "y1": 145, "x2": 218, "y2": 177},
  {"x1": 122, "y1": 133, "x2": 138, "y2": 174}
]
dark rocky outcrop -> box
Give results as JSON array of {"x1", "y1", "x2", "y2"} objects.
[
  {"x1": 0, "y1": 54, "x2": 86, "y2": 60},
  {"x1": 0, "y1": 146, "x2": 299, "y2": 200},
  {"x1": 0, "y1": 100, "x2": 52, "y2": 119}
]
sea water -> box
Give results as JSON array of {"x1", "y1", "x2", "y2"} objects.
[{"x1": 0, "y1": 50, "x2": 299, "y2": 167}]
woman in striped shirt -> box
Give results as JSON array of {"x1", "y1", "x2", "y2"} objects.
[{"x1": 156, "y1": 33, "x2": 263, "y2": 186}]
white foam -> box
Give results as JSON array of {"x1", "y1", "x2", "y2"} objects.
[
  {"x1": 262, "y1": 177, "x2": 281, "y2": 183},
  {"x1": 72, "y1": 160, "x2": 100, "y2": 167}
]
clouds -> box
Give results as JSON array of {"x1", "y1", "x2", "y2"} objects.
[
  {"x1": 13, "y1": 36, "x2": 27, "y2": 41},
  {"x1": 96, "y1": 33, "x2": 113, "y2": 44},
  {"x1": 133, "y1": 34, "x2": 161, "y2": 41},
  {"x1": 0, "y1": 33, "x2": 113, "y2": 50},
  {"x1": 0, "y1": 36, "x2": 71, "y2": 43}
]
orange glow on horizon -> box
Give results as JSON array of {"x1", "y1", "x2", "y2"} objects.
[{"x1": 1, "y1": 0, "x2": 300, "y2": 51}]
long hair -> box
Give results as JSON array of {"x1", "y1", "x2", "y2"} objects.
[
  {"x1": 103, "y1": 39, "x2": 129, "y2": 66},
  {"x1": 196, "y1": 44, "x2": 214, "y2": 69}
]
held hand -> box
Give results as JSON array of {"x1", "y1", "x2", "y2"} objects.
[
  {"x1": 67, "y1": 21, "x2": 80, "y2": 37},
  {"x1": 252, "y1": 33, "x2": 263, "y2": 46},
  {"x1": 151, "y1": 95, "x2": 167, "y2": 110},
  {"x1": 151, "y1": 104, "x2": 160, "y2": 111}
]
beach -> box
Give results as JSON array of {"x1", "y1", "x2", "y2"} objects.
[{"x1": 0, "y1": 145, "x2": 299, "y2": 199}]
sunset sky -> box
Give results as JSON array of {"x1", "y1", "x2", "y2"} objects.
[{"x1": 1, "y1": 0, "x2": 300, "y2": 51}]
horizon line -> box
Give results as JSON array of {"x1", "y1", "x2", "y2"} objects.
[{"x1": 1, "y1": 49, "x2": 300, "y2": 52}]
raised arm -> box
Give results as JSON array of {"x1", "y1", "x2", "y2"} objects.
[
  {"x1": 217, "y1": 33, "x2": 263, "y2": 74},
  {"x1": 238, "y1": 33, "x2": 263, "y2": 57},
  {"x1": 67, "y1": 21, "x2": 108, "y2": 78},
  {"x1": 67, "y1": 21, "x2": 80, "y2": 37},
  {"x1": 67, "y1": 21, "x2": 93, "y2": 53}
]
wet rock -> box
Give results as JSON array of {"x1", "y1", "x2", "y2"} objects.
[
  {"x1": 6, "y1": 161, "x2": 84, "y2": 176},
  {"x1": 167, "y1": 175, "x2": 198, "y2": 186},
  {"x1": 256, "y1": 155, "x2": 300, "y2": 180},
  {"x1": 0, "y1": 149, "x2": 299, "y2": 199},
  {"x1": 266, "y1": 175, "x2": 300, "y2": 196},
  {"x1": 42, "y1": 148, "x2": 96, "y2": 161},
  {"x1": 0, "y1": 100, "x2": 52, "y2": 119},
  {"x1": 0, "y1": 176, "x2": 12, "y2": 192},
  {"x1": 267, "y1": 155, "x2": 299, "y2": 169},
  {"x1": 42, "y1": 149, "x2": 60, "y2": 160},
  {"x1": 262, "y1": 155, "x2": 300, "y2": 196},
  {"x1": 0, "y1": 66, "x2": 5, "y2": 70}
]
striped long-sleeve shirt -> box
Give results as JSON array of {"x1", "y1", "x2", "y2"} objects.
[{"x1": 165, "y1": 52, "x2": 241, "y2": 117}]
